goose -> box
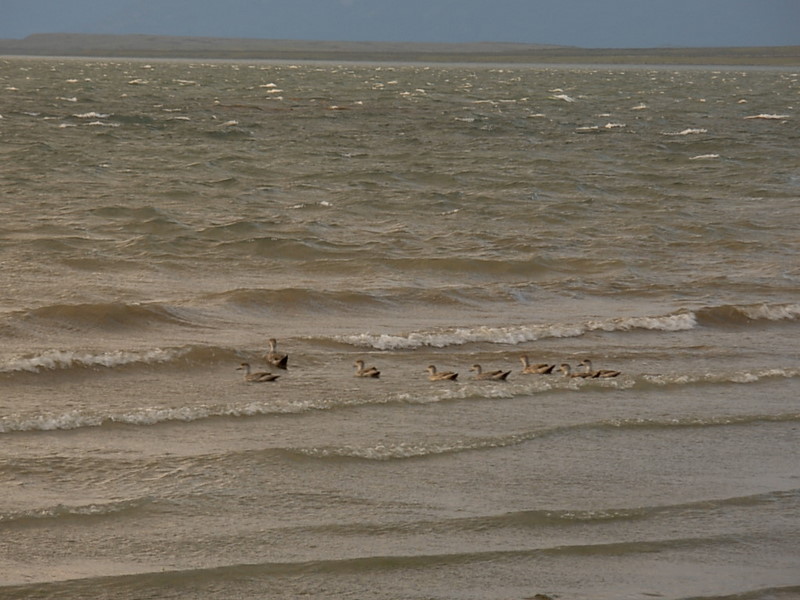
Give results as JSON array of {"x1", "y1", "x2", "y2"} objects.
[
  {"x1": 559, "y1": 363, "x2": 591, "y2": 378},
  {"x1": 264, "y1": 338, "x2": 288, "y2": 369},
  {"x1": 470, "y1": 364, "x2": 511, "y2": 380},
  {"x1": 237, "y1": 362, "x2": 280, "y2": 382},
  {"x1": 520, "y1": 355, "x2": 555, "y2": 374},
  {"x1": 426, "y1": 365, "x2": 458, "y2": 381},
  {"x1": 579, "y1": 359, "x2": 621, "y2": 378},
  {"x1": 354, "y1": 359, "x2": 380, "y2": 378}
]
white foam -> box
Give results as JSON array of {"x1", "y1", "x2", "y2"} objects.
[
  {"x1": 690, "y1": 154, "x2": 720, "y2": 160},
  {"x1": 73, "y1": 112, "x2": 109, "y2": 119},
  {"x1": 739, "y1": 303, "x2": 800, "y2": 321},
  {"x1": 2, "y1": 347, "x2": 190, "y2": 374},
  {"x1": 337, "y1": 312, "x2": 698, "y2": 350},
  {"x1": 0, "y1": 498, "x2": 149, "y2": 523},
  {"x1": 744, "y1": 114, "x2": 790, "y2": 120},
  {"x1": 642, "y1": 367, "x2": 798, "y2": 387},
  {"x1": 662, "y1": 128, "x2": 707, "y2": 136}
]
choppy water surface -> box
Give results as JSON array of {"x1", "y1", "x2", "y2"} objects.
[{"x1": 1, "y1": 57, "x2": 799, "y2": 600}]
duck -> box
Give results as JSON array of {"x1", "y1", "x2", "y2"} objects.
[
  {"x1": 264, "y1": 338, "x2": 288, "y2": 369},
  {"x1": 426, "y1": 365, "x2": 458, "y2": 381},
  {"x1": 353, "y1": 359, "x2": 380, "y2": 378},
  {"x1": 237, "y1": 362, "x2": 280, "y2": 382},
  {"x1": 470, "y1": 364, "x2": 511, "y2": 381},
  {"x1": 519, "y1": 355, "x2": 555, "y2": 374},
  {"x1": 558, "y1": 363, "x2": 592, "y2": 378},
  {"x1": 579, "y1": 359, "x2": 621, "y2": 378}
]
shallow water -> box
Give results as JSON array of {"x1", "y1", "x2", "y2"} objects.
[{"x1": 1, "y1": 57, "x2": 799, "y2": 599}]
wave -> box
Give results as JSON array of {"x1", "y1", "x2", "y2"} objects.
[
  {"x1": 695, "y1": 303, "x2": 800, "y2": 326},
  {"x1": 336, "y1": 313, "x2": 696, "y2": 349},
  {"x1": 290, "y1": 412, "x2": 800, "y2": 462},
  {"x1": 0, "y1": 399, "x2": 298, "y2": 434},
  {"x1": 2, "y1": 364, "x2": 797, "y2": 434},
  {"x1": 465, "y1": 488, "x2": 800, "y2": 530},
  {"x1": 0, "y1": 535, "x2": 753, "y2": 595},
  {"x1": 0, "y1": 497, "x2": 152, "y2": 525},
  {"x1": 677, "y1": 586, "x2": 800, "y2": 600},
  {"x1": 662, "y1": 127, "x2": 708, "y2": 135},
  {"x1": 0, "y1": 344, "x2": 235, "y2": 374},
  {"x1": 337, "y1": 303, "x2": 799, "y2": 350},
  {"x1": 204, "y1": 287, "x2": 391, "y2": 314},
  {"x1": 744, "y1": 113, "x2": 790, "y2": 120},
  {"x1": 12, "y1": 301, "x2": 200, "y2": 332}
]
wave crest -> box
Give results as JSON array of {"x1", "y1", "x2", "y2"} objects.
[
  {"x1": 337, "y1": 313, "x2": 697, "y2": 350},
  {"x1": 21, "y1": 302, "x2": 196, "y2": 331},
  {"x1": 2, "y1": 346, "x2": 197, "y2": 373}
]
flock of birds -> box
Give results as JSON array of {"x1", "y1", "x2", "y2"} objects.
[{"x1": 236, "y1": 339, "x2": 622, "y2": 383}]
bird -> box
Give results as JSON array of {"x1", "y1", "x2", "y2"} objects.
[
  {"x1": 519, "y1": 355, "x2": 555, "y2": 374},
  {"x1": 470, "y1": 364, "x2": 511, "y2": 380},
  {"x1": 426, "y1": 365, "x2": 458, "y2": 381},
  {"x1": 559, "y1": 363, "x2": 592, "y2": 378},
  {"x1": 579, "y1": 359, "x2": 621, "y2": 378},
  {"x1": 354, "y1": 359, "x2": 380, "y2": 378},
  {"x1": 237, "y1": 363, "x2": 280, "y2": 382},
  {"x1": 264, "y1": 338, "x2": 288, "y2": 369}
]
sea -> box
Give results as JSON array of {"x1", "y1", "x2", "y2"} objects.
[{"x1": 1, "y1": 55, "x2": 799, "y2": 600}]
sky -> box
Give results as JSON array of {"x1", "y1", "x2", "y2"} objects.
[{"x1": 2, "y1": 0, "x2": 799, "y2": 48}]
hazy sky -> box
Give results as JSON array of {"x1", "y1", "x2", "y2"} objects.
[{"x1": 3, "y1": 0, "x2": 798, "y2": 48}]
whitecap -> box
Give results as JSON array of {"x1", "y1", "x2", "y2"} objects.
[
  {"x1": 73, "y1": 111, "x2": 110, "y2": 119},
  {"x1": 690, "y1": 154, "x2": 720, "y2": 160},
  {"x1": 739, "y1": 303, "x2": 800, "y2": 321},
  {"x1": 662, "y1": 128, "x2": 707, "y2": 136},
  {"x1": 2, "y1": 347, "x2": 191, "y2": 374},
  {"x1": 744, "y1": 113, "x2": 790, "y2": 120},
  {"x1": 341, "y1": 311, "x2": 700, "y2": 351}
]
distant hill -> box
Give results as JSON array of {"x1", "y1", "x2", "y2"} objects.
[{"x1": 1, "y1": 33, "x2": 799, "y2": 65}]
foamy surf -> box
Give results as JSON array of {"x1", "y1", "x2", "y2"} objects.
[
  {"x1": 336, "y1": 311, "x2": 698, "y2": 350},
  {"x1": 336, "y1": 304, "x2": 799, "y2": 350},
  {"x1": 1, "y1": 347, "x2": 194, "y2": 373}
]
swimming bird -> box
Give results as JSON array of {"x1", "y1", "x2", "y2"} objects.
[
  {"x1": 426, "y1": 365, "x2": 458, "y2": 381},
  {"x1": 579, "y1": 359, "x2": 621, "y2": 378},
  {"x1": 559, "y1": 363, "x2": 592, "y2": 378},
  {"x1": 519, "y1": 355, "x2": 555, "y2": 374},
  {"x1": 264, "y1": 338, "x2": 288, "y2": 369},
  {"x1": 470, "y1": 364, "x2": 511, "y2": 381},
  {"x1": 354, "y1": 359, "x2": 380, "y2": 378},
  {"x1": 237, "y1": 362, "x2": 280, "y2": 382}
]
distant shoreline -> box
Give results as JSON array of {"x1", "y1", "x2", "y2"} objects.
[{"x1": 1, "y1": 33, "x2": 799, "y2": 66}]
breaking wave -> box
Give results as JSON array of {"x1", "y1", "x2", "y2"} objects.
[
  {"x1": 337, "y1": 303, "x2": 799, "y2": 350},
  {"x1": 1, "y1": 345, "x2": 234, "y2": 374}
]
